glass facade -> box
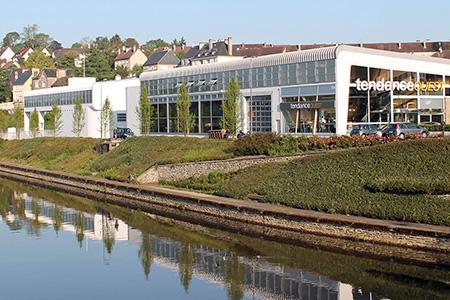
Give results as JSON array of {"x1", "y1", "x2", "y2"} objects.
[
  {"x1": 349, "y1": 66, "x2": 448, "y2": 128},
  {"x1": 142, "y1": 60, "x2": 335, "y2": 133},
  {"x1": 24, "y1": 90, "x2": 92, "y2": 108}
]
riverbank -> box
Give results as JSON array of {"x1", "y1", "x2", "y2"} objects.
[{"x1": 0, "y1": 161, "x2": 448, "y2": 260}]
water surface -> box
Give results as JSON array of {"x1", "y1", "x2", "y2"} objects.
[{"x1": 0, "y1": 179, "x2": 448, "y2": 300}]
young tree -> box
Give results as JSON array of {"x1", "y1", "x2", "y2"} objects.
[
  {"x1": 47, "y1": 102, "x2": 63, "y2": 137},
  {"x1": 99, "y1": 97, "x2": 114, "y2": 138},
  {"x1": 12, "y1": 108, "x2": 24, "y2": 139},
  {"x1": 131, "y1": 64, "x2": 143, "y2": 77},
  {"x1": 115, "y1": 65, "x2": 129, "y2": 78},
  {"x1": 220, "y1": 77, "x2": 243, "y2": 138},
  {"x1": 0, "y1": 111, "x2": 8, "y2": 133},
  {"x1": 176, "y1": 82, "x2": 195, "y2": 136},
  {"x1": 0, "y1": 68, "x2": 11, "y2": 102},
  {"x1": 72, "y1": 97, "x2": 85, "y2": 137},
  {"x1": 135, "y1": 85, "x2": 154, "y2": 134},
  {"x1": 29, "y1": 108, "x2": 40, "y2": 137}
]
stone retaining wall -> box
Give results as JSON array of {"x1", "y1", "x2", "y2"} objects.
[
  {"x1": 0, "y1": 161, "x2": 449, "y2": 265},
  {"x1": 137, "y1": 153, "x2": 307, "y2": 183}
]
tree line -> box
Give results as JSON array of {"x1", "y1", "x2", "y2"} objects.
[{"x1": 0, "y1": 24, "x2": 187, "y2": 102}]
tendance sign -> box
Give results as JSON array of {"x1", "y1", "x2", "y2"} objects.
[{"x1": 355, "y1": 78, "x2": 445, "y2": 92}]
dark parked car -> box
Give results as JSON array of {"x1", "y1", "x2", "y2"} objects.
[
  {"x1": 114, "y1": 127, "x2": 134, "y2": 139},
  {"x1": 349, "y1": 124, "x2": 382, "y2": 137},
  {"x1": 381, "y1": 123, "x2": 428, "y2": 138}
]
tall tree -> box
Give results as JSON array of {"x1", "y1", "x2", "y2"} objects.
[
  {"x1": 109, "y1": 34, "x2": 123, "y2": 53},
  {"x1": 0, "y1": 68, "x2": 12, "y2": 103},
  {"x1": 176, "y1": 82, "x2": 195, "y2": 136},
  {"x1": 21, "y1": 24, "x2": 39, "y2": 46},
  {"x1": 2, "y1": 32, "x2": 20, "y2": 49},
  {"x1": 84, "y1": 48, "x2": 115, "y2": 81},
  {"x1": 95, "y1": 36, "x2": 110, "y2": 51},
  {"x1": 25, "y1": 51, "x2": 54, "y2": 70},
  {"x1": 29, "y1": 108, "x2": 40, "y2": 137},
  {"x1": 33, "y1": 33, "x2": 53, "y2": 49},
  {"x1": 123, "y1": 38, "x2": 139, "y2": 49},
  {"x1": 135, "y1": 85, "x2": 154, "y2": 134},
  {"x1": 99, "y1": 97, "x2": 114, "y2": 138},
  {"x1": 220, "y1": 77, "x2": 243, "y2": 138},
  {"x1": 47, "y1": 102, "x2": 63, "y2": 137},
  {"x1": 12, "y1": 108, "x2": 24, "y2": 139},
  {"x1": 48, "y1": 40, "x2": 63, "y2": 51},
  {"x1": 72, "y1": 97, "x2": 85, "y2": 137}
]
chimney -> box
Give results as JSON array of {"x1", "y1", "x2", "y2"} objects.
[
  {"x1": 359, "y1": 42, "x2": 363, "y2": 48},
  {"x1": 122, "y1": 46, "x2": 126, "y2": 52},
  {"x1": 14, "y1": 71, "x2": 18, "y2": 81},
  {"x1": 182, "y1": 44, "x2": 185, "y2": 50},
  {"x1": 297, "y1": 44, "x2": 301, "y2": 51},
  {"x1": 209, "y1": 39, "x2": 213, "y2": 50},
  {"x1": 227, "y1": 37, "x2": 232, "y2": 56},
  {"x1": 173, "y1": 44, "x2": 176, "y2": 52},
  {"x1": 133, "y1": 45, "x2": 136, "y2": 52},
  {"x1": 263, "y1": 42, "x2": 266, "y2": 47},
  {"x1": 398, "y1": 42, "x2": 402, "y2": 49}
]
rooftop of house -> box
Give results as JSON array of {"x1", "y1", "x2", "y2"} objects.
[
  {"x1": 143, "y1": 50, "x2": 180, "y2": 66},
  {"x1": 52, "y1": 48, "x2": 86, "y2": 58},
  {"x1": 114, "y1": 47, "x2": 146, "y2": 61},
  {"x1": 183, "y1": 38, "x2": 240, "y2": 61},
  {"x1": 12, "y1": 70, "x2": 32, "y2": 86}
]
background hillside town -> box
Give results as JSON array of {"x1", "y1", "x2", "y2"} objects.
[{"x1": 1, "y1": 24, "x2": 450, "y2": 139}]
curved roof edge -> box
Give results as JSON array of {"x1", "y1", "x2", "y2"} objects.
[
  {"x1": 335, "y1": 44, "x2": 450, "y2": 65},
  {"x1": 140, "y1": 46, "x2": 338, "y2": 81}
]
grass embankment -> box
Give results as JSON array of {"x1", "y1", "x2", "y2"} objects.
[
  {"x1": 90, "y1": 136, "x2": 233, "y2": 181},
  {"x1": 0, "y1": 137, "x2": 100, "y2": 174},
  {"x1": 0, "y1": 136, "x2": 233, "y2": 181},
  {"x1": 165, "y1": 138, "x2": 450, "y2": 226}
]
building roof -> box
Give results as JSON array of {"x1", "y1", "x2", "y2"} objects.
[
  {"x1": 143, "y1": 50, "x2": 180, "y2": 66},
  {"x1": 13, "y1": 47, "x2": 32, "y2": 59},
  {"x1": 183, "y1": 40, "x2": 240, "y2": 61},
  {"x1": 141, "y1": 46, "x2": 338, "y2": 81},
  {"x1": 114, "y1": 48, "x2": 145, "y2": 61},
  {"x1": 12, "y1": 70, "x2": 32, "y2": 86},
  {"x1": 52, "y1": 48, "x2": 86, "y2": 58}
]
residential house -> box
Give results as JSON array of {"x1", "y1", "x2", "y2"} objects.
[
  {"x1": 32, "y1": 68, "x2": 72, "y2": 90},
  {"x1": 53, "y1": 48, "x2": 87, "y2": 68},
  {"x1": 114, "y1": 47, "x2": 147, "y2": 72},
  {"x1": 12, "y1": 48, "x2": 33, "y2": 62},
  {"x1": 12, "y1": 70, "x2": 33, "y2": 109},
  {"x1": 143, "y1": 50, "x2": 180, "y2": 72},
  {"x1": 179, "y1": 37, "x2": 242, "y2": 67},
  {"x1": 41, "y1": 48, "x2": 52, "y2": 57},
  {"x1": 0, "y1": 47, "x2": 15, "y2": 62}
]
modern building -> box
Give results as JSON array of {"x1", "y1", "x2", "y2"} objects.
[
  {"x1": 137, "y1": 45, "x2": 450, "y2": 136},
  {"x1": 23, "y1": 77, "x2": 139, "y2": 138}
]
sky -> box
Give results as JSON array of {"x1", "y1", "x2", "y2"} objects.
[{"x1": 1, "y1": 0, "x2": 449, "y2": 49}]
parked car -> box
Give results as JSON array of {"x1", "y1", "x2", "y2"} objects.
[
  {"x1": 381, "y1": 123, "x2": 428, "y2": 138},
  {"x1": 349, "y1": 124, "x2": 382, "y2": 137},
  {"x1": 114, "y1": 127, "x2": 134, "y2": 139}
]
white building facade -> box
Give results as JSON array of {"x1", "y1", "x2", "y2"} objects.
[
  {"x1": 137, "y1": 45, "x2": 450, "y2": 136},
  {"x1": 23, "y1": 77, "x2": 139, "y2": 138}
]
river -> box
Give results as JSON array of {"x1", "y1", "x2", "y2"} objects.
[{"x1": 0, "y1": 178, "x2": 448, "y2": 300}]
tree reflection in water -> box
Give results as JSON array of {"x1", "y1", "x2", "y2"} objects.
[
  {"x1": 74, "y1": 211, "x2": 86, "y2": 248},
  {"x1": 138, "y1": 233, "x2": 155, "y2": 280},
  {"x1": 178, "y1": 242, "x2": 196, "y2": 294},
  {"x1": 224, "y1": 254, "x2": 247, "y2": 300}
]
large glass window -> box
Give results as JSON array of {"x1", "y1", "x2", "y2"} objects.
[
  {"x1": 348, "y1": 87, "x2": 368, "y2": 123},
  {"x1": 350, "y1": 66, "x2": 367, "y2": 83},
  {"x1": 393, "y1": 70, "x2": 417, "y2": 96},
  {"x1": 370, "y1": 90, "x2": 391, "y2": 123}
]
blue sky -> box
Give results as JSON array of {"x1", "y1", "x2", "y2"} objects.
[{"x1": 1, "y1": 0, "x2": 449, "y2": 48}]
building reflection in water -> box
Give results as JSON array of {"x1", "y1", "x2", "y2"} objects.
[{"x1": 1, "y1": 192, "x2": 387, "y2": 300}]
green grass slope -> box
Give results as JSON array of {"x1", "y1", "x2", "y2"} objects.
[
  {"x1": 89, "y1": 136, "x2": 233, "y2": 181},
  {"x1": 0, "y1": 137, "x2": 101, "y2": 174}
]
